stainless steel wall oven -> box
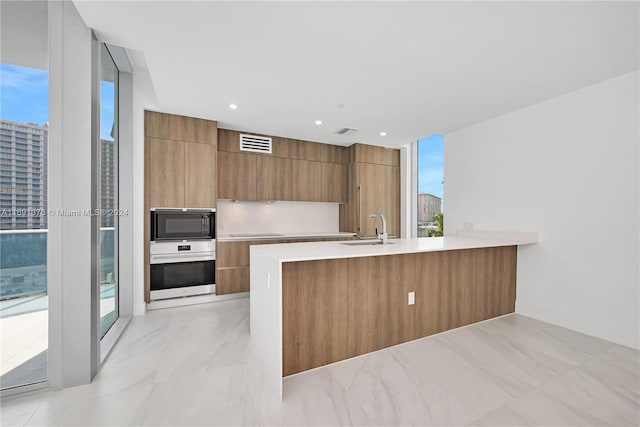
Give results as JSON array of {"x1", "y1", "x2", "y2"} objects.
[{"x1": 149, "y1": 209, "x2": 216, "y2": 300}]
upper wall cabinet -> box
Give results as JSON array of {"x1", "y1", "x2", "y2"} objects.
[
  {"x1": 351, "y1": 143, "x2": 400, "y2": 167},
  {"x1": 217, "y1": 129, "x2": 348, "y2": 203},
  {"x1": 145, "y1": 111, "x2": 217, "y2": 209},
  {"x1": 292, "y1": 160, "x2": 322, "y2": 202},
  {"x1": 217, "y1": 151, "x2": 257, "y2": 200},
  {"x1": 184, "y1": 142, "x2": 216, "y2": 208},
  {"x1": 320, "y1": 163, "x2": 348, "y2": 203},
  {"x1": 148, "y1": 138, "x2": 185, "y2": 207},
  {"x1": 257, "y1": 156, "x2": 293, "y2": 201},
  {"x1": 145, "y1": 111, "x2": 217, "y2": 144}
]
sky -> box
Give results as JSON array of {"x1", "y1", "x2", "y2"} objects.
[
  {"x1": 1, "y1": 62, "x2": 115, "y2": 140},
  {"x1": 1, "y1": 63, "x2": 48, "y2": 126},
  {"x1": 417, "y1": 133, "x2": 444, "y2": 200}
]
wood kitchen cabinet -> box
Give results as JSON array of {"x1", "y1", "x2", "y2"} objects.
[
  {"x1": 352, "y1": 143, "x2": 399, "y2": 166},
  {"x1": 321, "y1": 163, "x2": 348, "y2": 203},
  {"x1": 281, "y1": 246, "x2": 517, "y2": 376},
  {"x1": 184, "y1": 142, "x2": 216, "y2": 208},
  {"x1": 144, "y1": 111, "x2": 217, "y2": 303},
  {"x1": 356, "y1": 162, "x2": 400, "y2": 238},
  {"x1": 147, "y1": 138, "x2": 216, "y2": 209},
  {"x1": 339, "y1": 144, "x2": 400, "y2": 238},
  {"x1": 145, "y1": 111, "x2": 217, "y2": 144},
  {"x1": 292, "y1": 160, "x2": 322, "y2": 202},
  {"x1": 217, "y1": 267, "x2": 250, "y2": 294},
  {"x1": 217, "y1": 151, "x2": 257, "y2": 200},
  {"x1": 217, "y1": 128, "x2": 349, "y2": 203},
  {"x1": 217, "y1": 240, "x2": 251, "y2": 267},
  {"x1": 257, "y1": 156, "x2": 293, "y2": 201},
  {"x1": 217, "y1": 240, "x2": 260, "y2": 295},
  {"x1": 216, "y1": 236, "x2": 355, "y2": 295},
  {"x1": 148, "y1": 138, "x2": 185, "y2": 207}
]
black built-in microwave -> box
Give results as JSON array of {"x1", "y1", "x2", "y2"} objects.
[{"x1": 150, "y1": 209, "x2": 215, "y2": 241}]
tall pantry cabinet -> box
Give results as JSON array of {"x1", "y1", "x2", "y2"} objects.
[{"x1": 143, "y1": 111, "x2": 218, "y2": 302}]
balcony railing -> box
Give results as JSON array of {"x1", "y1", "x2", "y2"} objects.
[
  {"x1": 0, "y1": 228, "x2": 115, "y2": 300},
  {"x1": 0, "y1": 229, "x2": 46, "y2": 300}
]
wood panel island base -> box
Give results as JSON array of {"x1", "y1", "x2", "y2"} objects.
[{"x1": 249, "y1": 236, "x2": 537, "y2": 400}]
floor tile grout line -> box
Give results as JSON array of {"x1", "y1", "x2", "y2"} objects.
[
  {"x1": 463, "y1": 345, "x2": 630, "y2": 427},
  {"x1": 20, "y1": 408, "x2": 37, "y2": 427},
  {"x1": 460, "y1": 340, "x2": 618, "y2": 427}
]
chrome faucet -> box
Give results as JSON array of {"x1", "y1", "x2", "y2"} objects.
[{"x1": 369, "y1": 213, "x2": 388, "y2": 244}]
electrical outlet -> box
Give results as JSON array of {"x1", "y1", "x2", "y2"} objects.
[
  {"x1": 408, "y1": 291, "x2": 415, "y2": 305},
  {"x1": 266, "y1": 273, "x2": 270, "y2": 290},
  {"x1": 464, "y1": 222, "x2": 474, "y2": 230}
]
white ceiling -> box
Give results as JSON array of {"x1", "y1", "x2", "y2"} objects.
[{"x1": 74, "y1": 1, "x2": 639, "y2": 148}]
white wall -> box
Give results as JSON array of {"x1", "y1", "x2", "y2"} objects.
[
  {"x1": 444, "y1": 70, "x2": 639, "y2": 348},
  {"x1": 217, "y1": 200, "x2": 339, "y2": 235},
  {"x1": 131, "y1": 68, "x2": 158, "y2": 316},
  {"x1": 48, "y1": 0, "x2": 96, "y2": 388}
]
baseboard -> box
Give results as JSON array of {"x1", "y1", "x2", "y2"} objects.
[{"x1": 146, "y1": 292, "x2": 248, "y2": 310}]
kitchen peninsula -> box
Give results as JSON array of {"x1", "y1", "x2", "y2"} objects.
[{"x1": 250, "y1": 234, "x2": 538, "y2": 399}]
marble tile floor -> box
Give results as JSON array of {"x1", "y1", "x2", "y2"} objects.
[{"x1": 1, "y1": 298, "x2": 638, "y2": 426}]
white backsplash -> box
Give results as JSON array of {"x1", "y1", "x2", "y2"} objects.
[{"x1": 217, "y1": 200, "x2": 339, "y2": 235}]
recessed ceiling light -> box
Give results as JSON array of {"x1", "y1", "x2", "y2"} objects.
[
  {"x1": 229, "y1": 104, "x2": 238, "y2": 110},
  {"x1": 380, "y1": 132, "x2": 387, "y2": 136},
  {"x1": 315, "y1": 120, "x2": 322, "y2": 125}
]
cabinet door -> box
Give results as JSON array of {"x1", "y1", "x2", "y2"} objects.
[
  {"x1": 356, "y1": 163, "x2": 399, "y2": 238},
  {"x1": 292, "y1": 160, "x2": 322, "y2": 201},
  {"x1": 217, "y1": 267, "x2": 250, "y2": 294},
  {"x1": 352, "y1": 143, "x2": 400, "y2": 166},
  {"x1": 169, "y1": 115, "x2": 216, "y2": 144},
  {"x1": 148, "y1": 138, "x2": 184, "y2": 207},
  {"x1": 321, "y1": 163, "x2": 348, "y2": 203},
  {"x1": 145, "y1": 111, "x2": 171, "y2": 140},
  {"x1": 217, "y1": 241, "x2": 251, "y2": 267},
  {"x1": 217, "y1": 151, "x2": 257, "y2": 200},
  {"x1": 184, "y1": 142, "x2": 216, "y2": 208},
  {"x1": 257, "y1": 156, "x2": 293, "y2": 201}
]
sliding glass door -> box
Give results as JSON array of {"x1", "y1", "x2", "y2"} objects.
[
  {"x1": 98, "y1": 45, "x2": 119, "y2": 338},
  {"x1": 0, "y1": 0, "x2": 49, "y2": 392}
]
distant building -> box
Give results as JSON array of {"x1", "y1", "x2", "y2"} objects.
[
  {"x1": 0, "y1": 120, "x2": 48, "y2": 230},
  {"x1": 0, "y1": 119, "x2": 116, "y2": 230},
  {"x1": 418, "y1": 192, "x2": 442, "y2": 223},
  {"x1": 100, "y1": 138, "x2": 116, "y2": 228}
]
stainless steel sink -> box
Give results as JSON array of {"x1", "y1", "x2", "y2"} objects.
[{"x1": 341, "y1": 241, "x2": 395, "y2": 246}]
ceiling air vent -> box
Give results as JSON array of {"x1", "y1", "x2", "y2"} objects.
[
  {"x1": 334, "y1": 127, "x2": 359, "y2": 136},
  {"x1": 239, "y1": 134, "x2": 272, "y2": 154}
]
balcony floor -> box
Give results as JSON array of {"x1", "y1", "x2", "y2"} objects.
[
  {"x1": 1, "y1": 287, "x2": 115, "y2": 391},
  {"x1": 0, "y1": 295, "x2": 48, "y2": 390}
]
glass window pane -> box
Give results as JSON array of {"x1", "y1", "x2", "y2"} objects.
[
  {"x1": 0, "y1": 0, "x2": 49, "y2": 390},
  {"x1": 99, "y1": 45, "x2": 118, "y2": 338},
  {"x1": 417, "y1": 134, "x2": 444, "y2": 237}
]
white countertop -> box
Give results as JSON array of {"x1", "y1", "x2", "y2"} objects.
[
  {"x1": 250, "y1": 235, "x2": 538, "y2": 263},
  {"x1": 217, "y1": 231, "x2": 356, "y2": 242}
]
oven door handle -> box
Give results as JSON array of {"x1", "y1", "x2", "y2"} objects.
[{"x1": 150, "y1": 253, "x2": 216, "y2": 264}]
